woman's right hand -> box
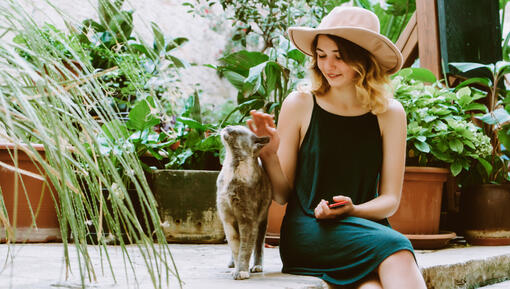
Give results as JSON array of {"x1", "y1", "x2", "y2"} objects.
[{"x1": 247, "y1": 110, "x2": 280, "y2": 158}]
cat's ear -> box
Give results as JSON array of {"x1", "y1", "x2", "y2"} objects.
[
  {"x1": 254, "y1": 136, "x2": 269, "y2": 144},
  {"x1": 254, "y1": 136, "x2": 270, "y2": 151}
]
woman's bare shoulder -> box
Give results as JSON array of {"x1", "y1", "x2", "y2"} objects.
[
  {"x1": 377, "y1": 99, "x2": 406, "y2": 135},
  {"x1": 380, "y1": 98, "x2": 405, "y2": 120},
  {"x1": 281, "y1": 91, "x2": 313, "y2": 113}
]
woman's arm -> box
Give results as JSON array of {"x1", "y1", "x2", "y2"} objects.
[
  {"x1": 314, "y1": 99, "x2": 407, "y2": 221},
  {"x1": 247, "y1": 92, "x2": 309, "y2": 205}
]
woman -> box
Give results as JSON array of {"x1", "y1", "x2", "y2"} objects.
[{"x1": 247, "y1": 6, "x2": 427, "y2": 289}]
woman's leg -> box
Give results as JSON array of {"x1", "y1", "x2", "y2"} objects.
[
  {"x1": 377, "y1": 250, "x2": 427, "y2": 289},
  {"x1": 354, "y1": 273, "x2": 382, "y2": 289},
  {"x1": 322, "y1": 273, "x2": 382, "y2": 289}
]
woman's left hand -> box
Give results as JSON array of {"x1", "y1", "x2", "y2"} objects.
[{"x1": 314, "y1": 196, "x2": 355, "y2": 220}]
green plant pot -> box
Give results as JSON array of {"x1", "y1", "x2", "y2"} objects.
[{"x1": 150, "y1": 169, "x2": 225, "y2": 243}]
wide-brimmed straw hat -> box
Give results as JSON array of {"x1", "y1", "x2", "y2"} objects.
[{"x1": 288, "y1": 6, "x2": 403, "y2": 74}]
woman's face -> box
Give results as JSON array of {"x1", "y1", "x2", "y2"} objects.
[{"x1": 315, "y1": 35, "x2": 356, "y2": 89}]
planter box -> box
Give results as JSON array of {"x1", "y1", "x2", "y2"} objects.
[
  {"x1": 0, "y1": 143, "x2": 60, "y2": 243},
  {"x1": 150, "y1": 170, "x2": 225, "y2": 243}
]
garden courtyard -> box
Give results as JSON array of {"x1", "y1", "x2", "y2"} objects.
[{"x1": 2, "y1": 0, "x2": 510, "y2": 288}]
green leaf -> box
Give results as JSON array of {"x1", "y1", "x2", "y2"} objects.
[
  {"x1": 496, "y1": 60, "x2": 510, "y2": 76},
  {"x1": 464, "y1": 102, "x2": 488, "y2": 113},
  {"x1": 414, "y1": 141, "x2": 430, "y2": 153},
  {"x1": 423, "y1": 115, "x2": 437, "y2": 122},
  {"x1": 449, "y1": 62, "x2": 494, "y2": 74},
  {"x1": 464, "y1": 140, "x2": 475, "y2": 150},
  {"x1": 477, "y1": 157, "x2": 493, "y2": 176},
  {"x1": 436, "y1": 140, "x2": 449, "y2": 152},
  {"x1": 287, "y1": 49, "x2": 305, "y2": 64},
  {"x1": 166, "y1": 55, "x2": 189, "y2": 68},
  {"x1": 416, "y1": 136, "x2": 426, "y2": 142},
  {"x1": 456, "y1": 77, "x2": 491, "y2": 89},
  {"x1": 165, "y1": 37, "x2": 189, "y2": 52},
  {"x1": 127, "y1": 101, "x2": 160, "y2": 131},
  {"x1": 244, "y1": 61, "x2": 267, "y2": 96},
  {"x1": 265, "y1": 62, "x2": 281, "y2": 95},
  {"x1": 449, "y1": 139, "x2": 463, "y2": 153},
  {"x1": 245, "y1": 61, "x2": 267, "y2": 84},
  {"x1": 450, "y1": 161, "x2": 462, "y2": 176},
  {"x1": 476, "y1": 108, "x2": 510, "y2": 126},
  {"x1": 176, "y1": 117, "x2": 208, "y2": 131},
  {"x1": 129, "y1": 43, "x2": 150, "y2": 56},
  {"x1": 456, "y1": 87, "x2": 472, "y2": 107},
  {"x1": 196, "y1": 135, "x2": 222, "y2": 151},
  {"x1": 223, "y1": 71, "x2": 245, "y2": 90},
  {"x1": 151, "y1": 22, "x2": 165, "y2": 54},
  {"x1": 219, "y1": 50, "x2": 268, "y2": 76},
  {"x1": 398, "y1": 67, "x2": 437, "y2": 83},
  {"x1": 499, "y1": 129, "x2": 510, "y2": 151},
  {"x1": 108, "y1": 10, "x2": 134, "y2": 40}
]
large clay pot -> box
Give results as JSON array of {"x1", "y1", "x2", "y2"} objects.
[
  {"x1": 460, "y1": 184, "x2": 510, "y2": 245},
  {"x1": 388, "y1": 166, "x2": 449, "y2": 234},
  {"x1": 150, "y1": 169, "x2": 225, "y2": 243},
  {"x1": 0, "y1": 143, "x2": 60, "y2": 242}
]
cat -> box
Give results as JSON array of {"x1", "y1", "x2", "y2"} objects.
[{"x1": 216, "y1": 125, "x2": 272, "y2": 280}]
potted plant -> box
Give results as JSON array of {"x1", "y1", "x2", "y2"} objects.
[
  {"x1": 0, "y1": 143, "x2": 61, "y2": 243},
  {"x1": 95, "y1": 88, "x2": 227, "y2": 244},
  {"x1": 389, "y1": 68, "x2": 492, "y2": 248},
  {"x1": 449, "y1": 61, "x2": 510, "y2": 245}
]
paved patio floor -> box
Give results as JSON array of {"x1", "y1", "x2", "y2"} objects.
[{"x1": 1, "y1": 243, "x2": 510, "y2": 288}]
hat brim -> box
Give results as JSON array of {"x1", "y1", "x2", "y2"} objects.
[{"x1": 288, "y1": 26, "x2": 403, "y2": 74}]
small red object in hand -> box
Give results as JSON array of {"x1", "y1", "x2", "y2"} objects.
[{"x1": 328, "y1": 200, "x2": 349, "y2": 209}]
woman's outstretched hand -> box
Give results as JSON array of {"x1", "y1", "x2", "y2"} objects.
[
  {"x1": 314, "y1": 196, "x2": 354, "y2": 220},
  {"x1": 247, "y1": 110, "x2": 279, "y2": 158}
]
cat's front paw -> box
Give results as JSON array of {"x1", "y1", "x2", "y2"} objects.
[
  {"x1": 250, "y1": 265, "x2": 263, "y2": 273},
  {"x1": 232, "y1": 270, "x2": 250, "y2": 280}
]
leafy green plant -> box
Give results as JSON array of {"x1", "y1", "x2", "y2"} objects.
[
  {"x1": 212, "y1": 36, "x2": 306, "y2": 122},
  {"x1": 14, "y1": 0, "x2": 189, "y2": 115},
  {"x1": 158, "y1": 91, "x2": 223, "y2": 170},
  {"x1": 450, "y1": 61, "x2": 510, "y2": 185},
  {"x1": 186, "y1": 0, "x2": 415, "y2": 52},
  {"x1": 393, "y1": 68, "x2": 492, "y2": 176}
]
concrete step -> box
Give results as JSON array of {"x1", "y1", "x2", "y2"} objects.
[
  {"x1": 418, "y1": 244, "x2": 510, "y2": 289},
  {"x1": 0, "y1": 243, "x2": 509, "y2": 288}
]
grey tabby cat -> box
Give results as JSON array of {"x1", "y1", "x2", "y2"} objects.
[{"x1": 216, "y1": 125, "x2": 272, "y2": 280}]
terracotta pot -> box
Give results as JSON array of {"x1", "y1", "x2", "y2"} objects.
[
  {"x1": 265, "y1": 201, "x2": 286, "y2": 245},
  {"x1": 0, "y1": 143, "x2": 60, "y2": 242},
  {"x1": 388, "y1": 166, "x2": 449, "y2": 235},
  {"x1": 460, "y1": 184, "x2": 510, "y2": 246}
]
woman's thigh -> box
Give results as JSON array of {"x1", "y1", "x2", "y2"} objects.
[
  {"x1": 321, "y1": 273, "x2": 381, "y2": 289},
  {"x1": 353, "y1": 273, "x2": 382, "y2": 289}
]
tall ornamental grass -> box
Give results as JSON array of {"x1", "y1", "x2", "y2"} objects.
[{"x1": 0, "y1": 0, "x2": 182, "y2": 287}]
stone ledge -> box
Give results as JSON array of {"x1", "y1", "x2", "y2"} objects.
[{"x1": 417, "y1": 245, "x2": 510, "y2": 289}]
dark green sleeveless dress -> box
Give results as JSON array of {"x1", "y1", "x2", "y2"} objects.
[{"x1": 279, "y1": 94, "x2": 414, "y2": 286}]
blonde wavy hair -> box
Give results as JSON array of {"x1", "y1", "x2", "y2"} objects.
[{"x1": 308, "y1": 34, "x2": 393, "y2": 114}]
